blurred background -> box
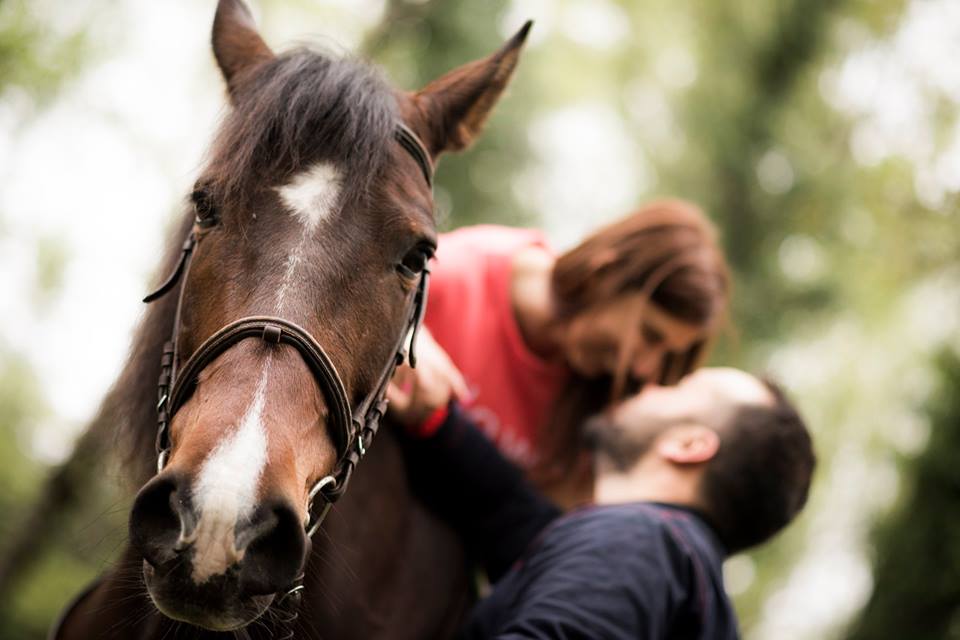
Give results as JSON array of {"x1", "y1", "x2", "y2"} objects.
[{"x1": 0, "y1": 0, "x2": 958, "y2": 638}]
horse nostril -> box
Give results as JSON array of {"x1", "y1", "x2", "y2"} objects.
[
  {"x1": 130, "y1": 474, "x2": 195, "y2": 568},
  {"x1": 237, "y1": 500, "x2": 307, "y2": 596}
]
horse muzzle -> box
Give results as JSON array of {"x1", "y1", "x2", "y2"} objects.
[{"x1": 130, "y1": 472, "x2": 308, "y2": 630}]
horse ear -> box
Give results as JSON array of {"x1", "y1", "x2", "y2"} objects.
[
  {"x1": 412, "y1": 21, "x2": 532, "y2": 157},
  {"x1": 212, "y1": 0, "x2": 274, "y2": 96}
]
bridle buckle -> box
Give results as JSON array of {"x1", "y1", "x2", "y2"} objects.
[{"x1": 306, "y1": 475, "x2": 337, "y2": 537}]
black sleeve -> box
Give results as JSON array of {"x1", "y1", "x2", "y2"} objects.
[
  {"x1": 399, "y1": 404, "x2": 561, "y2": 582},
  {"x1": 482, "y1": 515, "x2": 695, "y2": 640}
]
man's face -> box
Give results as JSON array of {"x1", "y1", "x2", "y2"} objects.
[{"x1": 613, "y1": 367, "x2": 774, "y2": 436}]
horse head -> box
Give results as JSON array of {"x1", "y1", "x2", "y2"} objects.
[{"x1": 126, "y1": 0, "x2": 529, "y2": 630}]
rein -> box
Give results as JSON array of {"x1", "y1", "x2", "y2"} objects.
[{"x1": 141, "y1": 122, "x2": 434, "y2": 637}]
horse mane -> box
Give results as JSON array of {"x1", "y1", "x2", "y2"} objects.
[
  {"x1": 100, "y1": 49, "x2": 400, "y2": 484},
  {"x1": 86, "y1": 211, "x2": 188, "y2": 485},
  {"x1": 205, "y1": 47, "x2": 399, "y2": 209}
]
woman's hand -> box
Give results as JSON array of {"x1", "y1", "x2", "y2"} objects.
[{"x1": 387, "y1": 328, "x2": 470, "y2": 429}]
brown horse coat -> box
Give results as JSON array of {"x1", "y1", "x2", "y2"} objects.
[{"x1": 51, "y1": 1, "x2": 530, "y2": 637}]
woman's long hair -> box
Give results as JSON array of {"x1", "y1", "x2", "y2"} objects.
[{"x1": 533, "y1": 199, "x2": 730, "y2": 495}]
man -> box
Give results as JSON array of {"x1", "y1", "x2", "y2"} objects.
[{"x1": 389, "y1": 367, "x2": 816, "y2": 639}]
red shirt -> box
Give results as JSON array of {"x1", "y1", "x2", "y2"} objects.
[{"x1": 425, "y1": 225, "x2": 568, "y2": 466}]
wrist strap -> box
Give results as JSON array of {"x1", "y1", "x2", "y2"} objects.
[{"x1": 417, "y1": 404, "x2": 451, "y2": 438}]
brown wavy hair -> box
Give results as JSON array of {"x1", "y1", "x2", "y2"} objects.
[{"x1": 533, "y1": 199, "x2": 730, "y2": 499}]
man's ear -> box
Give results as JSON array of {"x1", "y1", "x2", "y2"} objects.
[
  {"x1": 656, "y1": 425, "x2": 720, "y2": 465},
  {"x1": 212, "y1": 0, "x2": 275, "y2": 98},
  {"x1": 409, "y1": 21, "x2": 532, "y2": 158}
]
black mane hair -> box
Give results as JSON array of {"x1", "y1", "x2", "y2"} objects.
[{"x1": 205, "y1": 47, "x2": 398, "y2": 208}]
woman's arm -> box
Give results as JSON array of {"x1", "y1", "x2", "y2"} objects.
[
  {"x1": 390, "y1": 327, "x2": 469, "y2": 426},
  {"x1": 398, "y1": 403, "x2": 561, "y2": 582}
]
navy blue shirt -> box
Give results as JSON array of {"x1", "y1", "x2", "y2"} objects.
[
  {"x1": 461, "y1": 503, "x2": 738, "y2": 639},
  {"x1": 402, "y1": 405, "x2": 740, "y2": 640}
]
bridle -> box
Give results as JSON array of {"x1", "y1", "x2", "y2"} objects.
[{"x1": 141, "y1": 122, "x2": 434, "y2": 637}]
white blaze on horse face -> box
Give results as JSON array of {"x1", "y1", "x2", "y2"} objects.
[
  {"x1": 273, "y1": 161, "x2": 343, "y2": 314},
  {"x1": 189, "y1": 363, "x2": 271, "y2": 583},
  {"x1": 276, "y1": 161, "x2": 343, "y2": 232}
]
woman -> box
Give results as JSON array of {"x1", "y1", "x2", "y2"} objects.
[{"x1": 391, "y1": 199, "x2": 730, "y2": 505}]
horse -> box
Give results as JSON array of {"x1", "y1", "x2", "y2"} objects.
[{"x1": 50, "y1": 1, "x2": 530, "y2": 637}]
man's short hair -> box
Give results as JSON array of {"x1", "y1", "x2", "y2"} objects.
[
  {"x1": 584, "y1": 379, "x2": 815, "y2": 554},
  {"x1": 698, "y1": 380, "x2": 815, "y2": 554}
]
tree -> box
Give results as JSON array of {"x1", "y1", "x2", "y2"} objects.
[{"x1": 846, "y1": 350, "x2": 960, "y2": 640}]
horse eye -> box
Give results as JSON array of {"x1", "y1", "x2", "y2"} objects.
[
  {"x1": 397, "y1": 246, "x2": 433, "y2": 279},
  {"x1": 191, "y1": 184, "x2": 219, "y2": 227}
]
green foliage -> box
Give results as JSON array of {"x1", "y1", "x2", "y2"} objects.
[
  {"x1": 0, "y1": 3, "x2": 107, "y2": 635},
  {"x1": 365, "y1": 0, "x2": 539, "y2": 231},
  {"x1": 846, "y1": 350, "x2": 960, "y2": 640},
  {"x1": 0, "y1": 0, "x2": 94, "y2": 107},
  {"x1": 0, "y1": 351, "x2": 46, "y2": 516},
  {"x1": 34, "y1": 234, "x2": 70, "y2": 303},
  {"x1": 1, "y1": 550, "x2": 97, "y2": 640}
]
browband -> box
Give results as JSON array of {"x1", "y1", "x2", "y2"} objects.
[{"x1": 394, "y1": 123, "x2": 433, "y2": 189}]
